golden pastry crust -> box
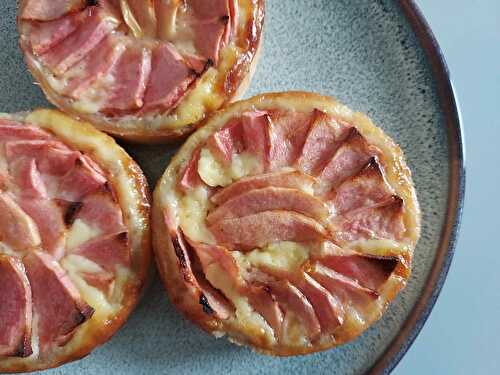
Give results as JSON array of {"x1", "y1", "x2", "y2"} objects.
[
  {"x1": 153, "y1": 92, "x2": 421, "y2": 356},
  {"x1": 0, "y1": 109, "x2": 151, "y2": 372},
  {"x1": 17, "y1": 0, "x2": 265, "y2": 143}
]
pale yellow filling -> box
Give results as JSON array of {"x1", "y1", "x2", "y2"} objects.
[
  {"x1": 245, "y1": 242, "x2": 310, "y2": 275},
  {"x1": 179, "y1": 186, "x2": 214, "y2": 243},
  {"x1": 65, "y1": 219, "x2": 102, "y2": 250},
  {"x1": 197, "y1": 148, "x2": 259, "y2": 187}
]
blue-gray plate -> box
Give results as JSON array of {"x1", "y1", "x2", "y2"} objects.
[{"x1": 0, "y1": 0, "x2": 464, "y2": 374}]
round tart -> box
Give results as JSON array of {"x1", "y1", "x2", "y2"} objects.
[
  {"x1": 18, "y1": 0, "x2": 264, "y2": 143},
  {"x1": 0, "y1": 109, "x2": 151, "y2": 372},
  {"x1": 152, "y1": 92, "x2": 421, "y2": 356}
]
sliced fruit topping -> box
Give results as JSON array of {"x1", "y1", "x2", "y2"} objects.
[
  {"x1": 119, "y1": 0, "x2": 143, "y2": 38},
  {"x1": 295, "y1": 273, "x2": 344, "y2": 334},
  {"x1": 178, "y1": 147, "x2": 204, "y2": 191},
  {"x1": 296, "y1": 109, "x2": 352, "y2": 175},
  {"x1": 0, "y1": 192, "x2": 41, "y2": 251},
  {"x1": 0, "y1": 256, "x2": 33, "y2": 357},
  {"x1": 9, "y1": 158, "x2": 48, "y2": 199},
  {"x1": 316, "y1": 128, "x2": 375, "y2": 194},
  {"x1": 72, "y1": 232, "x2": 130, "y2": 272},
  {"x1": 189, "y1": 0, "x2": 231, "y2": 64},
  {"x1": 207, "y1": 187, "x2": 329, "y2": 224},
  {"x1": 24, "y1": 251, "x2": 94, "y2": 350},
  {"x1": 206, "y1": 119, "x2": 245, "y2": 166},
  {"x1": 188, "y1": 241, "x2": 239, "y2": 281},
  {"x1": 197, "y1": 279, "x2": 234, "y2": 320},
  {"x1": 103, "y1": 44, "x2": 152, "y2": 113},
  {"x1": 241, "y1": 111, "x2": 271, "y2": 169},
  {"x1": 18, "y1": 198, "x2": 66, "y2": 259},
  {"x1": 29, "y1": 9, "x2": 88, "y2": 55},
  {"x1": 155, "y1": 0, "x2": 181, "y2": 41},
  {"x1": 269, "y1": 280, "x2": 321, "y2": 342},
  {"x1": 330, "y1": 195, "x2": 405, "y2": 244},
  {"x1": 38, "y1": 7, "x2": 118, "y2": 76},
  {"x1": 121, "y1": 0, "x2": 157, "y2": 38},
  {"x1": 309, "y1": 263, "x2": 379, "y2": 307},
  {"x1": 5, "y1": 140, "x2": 79, "y2": 176},
  {"x1": 20, "y1": 0, "x2": 87, "y2": 21},
  {"x1": 74, "y1": 192, "x2": 127, "y2": 235},
  {"x1": 62, "y1": 35, "x2": 125, "y2": 99},
  {"x1": 133, "y1": 0, "x2": 158, "y2": 36},
  {"x1": 81, "y1": 270, "x2": 115, "y2": 296},
  {"x1": 99, "y1": 0, "x2": 123, "y2": 20},
  {"x1": 191, "y1": 17, "x2": 229, "y2": 66},
  {"x1": 57, "y1": 157, "x2": 108, "y2": 202},
  {"x1": 189, "y1": 0, "x2": 230, "y2": 20},
  {"x1": 327, "y1": 157, "x2": 393, "y2": 215},
  {"x1": 0, "y1": 121, "x2": 51, "y2": 141},
  {"x1": 171, "y1": 230, "x2": 233, "y2": 320},
  {"x1": 318, "y1": 253, "x2": 398, "y2": 292},
  {"x1": 142, "y1": 43, "x2": 197, "y2": 113},
  {"x1": 210, "y1": 170, "x2": 315, "y2": 205},
  {"x1": 209, "y1": 211, "x2": 327, "y2": 251},
  {"x1": 246, "y1": 284, "x2": 284, "y2": 339},
  {"x1": 268, "y1": 111, "x2": 313, "y2": 171}
]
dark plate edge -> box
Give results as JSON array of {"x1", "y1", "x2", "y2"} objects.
[{"x1": 368, "y1": 1, "x2": 466, "y2": 374}]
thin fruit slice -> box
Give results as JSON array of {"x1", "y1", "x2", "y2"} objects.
[
  {"x1": 24, "y1": 251, "x2": 94, "y2": 351},
  {"x1": 0, "y1": 256, "x2": 33, "y2": 358}
]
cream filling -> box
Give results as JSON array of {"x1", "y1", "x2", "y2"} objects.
[
  {"x1": 244, "y1": 242, "x2": 310, "y2": 275},
  {"x1": 65, "y1": 219, "x2": 102, "y2": 250},
  {"x1": 61, "y1": 255, "x2": 131, "y2": 319},
  {"x1": 179, "y1": 186, "x2": 214, "y2": 243},
  {"x1": 198, "y1": 148, "x2": 260, "y2": 187},
  {"x1": 180, "y1": 146, "x2": 260, "y2": 242}
]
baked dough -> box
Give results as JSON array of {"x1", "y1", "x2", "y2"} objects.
[
  {"x1": 18, "y1": 0, "x2": 264, "y2": 143},
  {"x1": 152, "y1": 92, "x2": 420, "y2": 356},
  {"x1": 0, "y1": 109, "x2": 151, "y2": 372}
]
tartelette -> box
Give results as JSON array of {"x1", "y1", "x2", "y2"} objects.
[
  {"x1": 18, "y1": 0, "x2": 264, "y2": 143},
  {"x1": 0, "y1": 109, "x2": 150, "y2": 372},
  {"x1": 152, "y1": 92, "x2": 420, "y2": 356}
]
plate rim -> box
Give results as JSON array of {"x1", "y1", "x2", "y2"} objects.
[{"x1": 368, "y1": 1, "x2": 466, "y2": 373}]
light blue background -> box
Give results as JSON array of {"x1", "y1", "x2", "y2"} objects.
[{"x1": 395, "y1": 0, "x2": 500, "y2": 374}]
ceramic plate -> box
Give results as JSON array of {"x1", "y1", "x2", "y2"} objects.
[{"x1": 0, "y1": 0, "x2": 464, "y2": 374}]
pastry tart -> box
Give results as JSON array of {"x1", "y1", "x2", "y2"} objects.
[
  {"x1": 152, "y1": 92, "x2": 420, "y2": 356},
  {"x1": 18, "y1": 0, "x2": 264, "y2": 143},
  {"x1": 0, "y1": 109, "x2": 151, "y2": 372}
]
